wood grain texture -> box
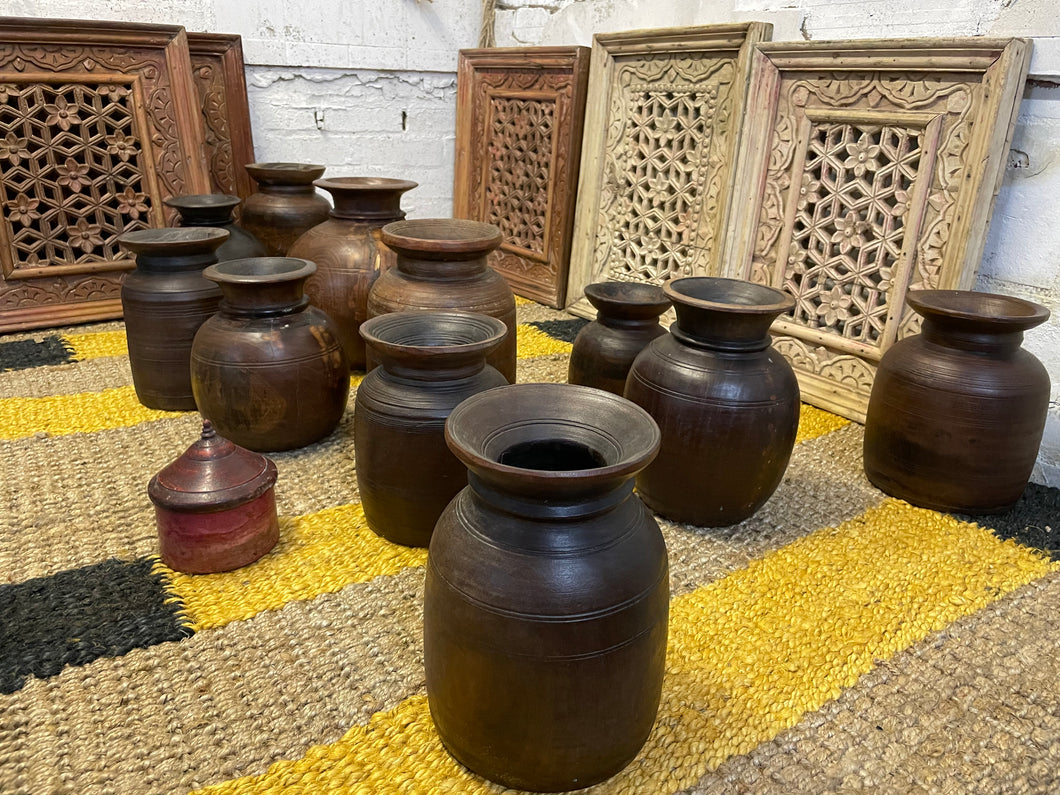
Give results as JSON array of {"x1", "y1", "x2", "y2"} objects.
[
  {"x1": 723, "y1": 38, "x2": 1031, "y2": 421},
  {"x1": 565, "y1": 23, "x2": 772, "y2": 320}
]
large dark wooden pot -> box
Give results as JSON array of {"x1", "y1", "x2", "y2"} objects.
[
  {"x1": 118, "y1": 227, "x2": 229, "y2": 411},
  {"x1": 288, "y1": 177, "x2": 418, "y2": 370},
  {"x1": 190, "y1": 257, "x2": 349, "y2": 452},
  {"x1": 625, "y1": 276, "x2": 800, "y2": 527},
  {"x1": 164, "y1": 193, "x2": 267, "y2": 262},
  {"x1": 240, "y1": 162, "x2": 330, "y2": 256},
  {"x1": 568, "y1": 281, "x2": 671, "y2": 396},
  {"x1": 354, "y1": 311, "x2": 507, "y2": 547},
  {"x1": 367, "y1": 218, "x2": 517, "y2": 382},
  {"x1": 863, "y1": 289, "x2": 1050, "y2": 514},
  {"x1": 425, "y1": 383, "x2": 667, "y2": 792}
]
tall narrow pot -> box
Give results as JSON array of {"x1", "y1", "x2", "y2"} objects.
[
  {"x1": 425, "y1": 383, "x2": 667, "y2": 792},
  {"x1": 863, "y1": 289, "x2": 1050, "y2": 513},
  {"x1": 355, "y1": 311, "x2": 507, "y2": 547},
  {"x1": 625, "y1": 276, "x2": 800, "y2": 527},
  {"x1": 240, "y1": 162, "x2": 330, "y2": 256},
  {"x1": 165, "y1": 193, "x2": 267, "y2": 262},
  {"x1": 119, "y1": 227, "x2": 229, "y2": 411},
  {"x1": 568, "y1": 281, "x2": 671, "y2": 395},
  {"x1": 288, "y1": 177, "x2": 418, "y2": 370},
  {"x1": 368, "y1": 219, "x2": 517, "y2": 382},
  {"x1": 190, "y1": 257, "x2": 349, "y2": 452}
]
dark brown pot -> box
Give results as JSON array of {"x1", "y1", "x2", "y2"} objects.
[
  {"x1": 425, "y1": 383, "x2": 667, "y2": 792},
  {"x1": 354, "y1": 311, "x2": 507, "y2": 547},
  {"x1": 863, "y1": 289, "x2": 1050, "y2": 514},
  {"x1": 568, "y1": 281, "x2": 671, "y2": 395},
  {"x1": 119, "y1": 227, "x2": 229, "y2": 411},
  {"x1": 240, "y1": 162, "x2": 331, "y2": 256},
  {"x1": 150, "y1": 420, "x2": 279, "y2": 574},
  {"x1": 625, "y1": 276, "x2": 800, "y2": 527},
  {"x1": 288, "y1": 177, "x2": 418, "y2": 370},
  {"x1": 190, "y1": 257, "x2": 350, "y2": 452},
  {"x1": 164, "y1": 193, "x2": 267, "y2": 262},
  {"x1": 368, "y1": 219, "x2": 517, "y2": 382}
]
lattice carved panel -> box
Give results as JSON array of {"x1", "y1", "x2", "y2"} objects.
[
  {"x1": 566, "y1": 23, "x2": 772, "y2": 320},
  {"x1": 0, "y1": 18, "x2": 211, "y2": 332},
  {"x1": 725, "y1": 40, "x2": 1031, "y2": 421},
  {"x1": 454, "y1": 47, "x2": 589, "y2": 308}
]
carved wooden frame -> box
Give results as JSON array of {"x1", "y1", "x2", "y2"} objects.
[
  {"x1": 187, "y1": 32, "x2": 256, "y2": 203},
  {"x1": 723, "y1": 39, "x2": 1031, "y2": 421},
  {"x1": 453, "y1": 46, "x2": 590, "y2": 308},
  {"x1": 0, "y1": 17, "x2": 211, "y2": 332},
  {"x1": 565, "y1": 22, "x2": 772, "y2": 319}
]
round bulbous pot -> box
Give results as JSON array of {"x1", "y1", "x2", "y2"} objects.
[
  {"x1": 165, "y1": 193, "x2": 267, "y2": 261},
  {"x1": 288, "y1": 177, "x2": 418, "y2": 370},
  {"x1": 568, "y1": 281, "x2": 671, "y2": 396},
  {"x1": 190, "y1": 257, "x2": 350, "y2": 452},
  {"x1": 119, "y1": 227, "x2": 229, "y2": 411},
  {"x1": 625, "y1": 276, "x2": 800, "y2": 527},
  {"x1": 240, "y1": 162, "x2": 331, "y2": 256},
  {"x1": 425, "y1": 383, "x2": 668, "y2": 792},
  {"x1": 354, "y1": 311, "x2": 508, "y2": 547},
  {"x1": 368, "y1": 218, "x2": 517, "y2": 382},
  {"x1": 863, "y1": 289, "x2": 1050, "y2": 514}
]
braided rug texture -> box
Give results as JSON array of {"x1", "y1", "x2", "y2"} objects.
[{"x1": 1, "y1": 297, "x2": 1058, "y2": 794}]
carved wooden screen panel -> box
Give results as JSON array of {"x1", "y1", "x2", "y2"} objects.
[
  {"x1": 0, "y1": 18, "x2": 211, "y2": 332},
  {"x1": 724, "y1": 40, "x2": 1030, "y2": 421},
  {"x1": 454, "y1": 47, "x2": 589, "y2": 308},
  {"x1": 565, "y1": 23, "x2": 772, "y2": 319},
  {"x1": 187, "y1": 33, "x2": 255, "y2": 203}
]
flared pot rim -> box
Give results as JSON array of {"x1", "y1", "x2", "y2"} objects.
[
  {"x1": 245, "y1": 162, "x2": 326, "y2": 184},
  {"x1": 445, "y1": 383, "x2": 661, "y2": 487},
  {"x1": 164, "y1": 193, "x2": 241, "y2": 212},
  {"x1": 664, "y1": 276, "x2": 794, "y2": 315},
  {"x1": 907, "y1": 289, "x2": 1050, "y2": 331},
  {"x1": 584, "y1": 281, "x2": 672, "y2": 316},
  {"x1": 203, "y1": 256, "x2": 316, "y2": 284},
  {"x1": 118, "y1": 226, "x2": 230, "y2": 255},
  {"x1": 360, "y1": 310, "x2": 507, "y2": 360},
  {"x1": 382, "y1": 218, "x2": 503, "y2": 256},
  {"x1": 313, "y1": 176, "x2": 419, "y2": 193}
]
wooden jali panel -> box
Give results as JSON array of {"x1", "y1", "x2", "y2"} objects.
[
  {"x1": 724, "y1": 39, "x2": 1031, "y2": 421},
  {"x1": 454, "y1": 47, "x2": 589, "y2": 308},
  {"x1": 0, "y1": 18, "x2": 211, "y2": 332},
  {"x1": 565, "y1": 23, "x2": 772, "y2": 319}
]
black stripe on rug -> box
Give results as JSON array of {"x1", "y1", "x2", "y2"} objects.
[
  {"x1": 0, "y1": 335, "x2": 75, "y2": 372},
  {"x1": 954, "y1": 482, "x2": 1060, "y2": 560},
  {"x1": 528, "y1": 318, "x2": 589, "y2": 343},
  {"x1": 0, "y1": 557, "x2": 192, "y2": 694}
]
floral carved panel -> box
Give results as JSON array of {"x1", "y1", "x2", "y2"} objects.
[
  {"x1": 0, "y1": 18, "x2": 211, "y2": 332},
  {"x1": 454, "y1": 47, "x2": 589, "y2": 308},
  {"x1": 725, "y1": 40, "x2": 1031, "y2": 421},
  {"x1": 566, "y1": 23, "x2": 772, "y2": 320}
]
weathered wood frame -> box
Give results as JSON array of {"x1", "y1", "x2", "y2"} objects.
[
  {"x1": 723, "y1": 38, "x2": 1031, "y2": 421},
  {"x1": 453, "y1": 46, "x2": 590, "y2": 308},
  {"x1": 565, "y1": 22, "x2": 772, "y2": 320},
  {"x1": 0, "y1": 17, "x2": 211, "y2": 332}
]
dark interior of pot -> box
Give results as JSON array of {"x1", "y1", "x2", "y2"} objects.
[
  {"x1": 369, "y1": 313, "x2": 503, "y2": 348},
  {"x1": 498, "y1": 439, "x2": 608, "y2": 471}
]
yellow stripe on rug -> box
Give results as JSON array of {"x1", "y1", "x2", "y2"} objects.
[
  {"x1": 64, "y1": 329, "x2": 129, "y2": 360},
  {"x1": 193, "y1": 499, "x2": 1056, "y2": 794},
  {"x1": 158, "y1": 502, "x2": 427, "y2": 632},
  {"x1": 795, "y1": 404, "x2": 850, "y2": 443},
  {"x1": 0, "y1": 384, "x2": 181, "y2": 439}
]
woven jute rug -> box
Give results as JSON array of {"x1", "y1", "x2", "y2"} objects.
[{"x1": 1, "y1": 298, "x2": 1058, "y2": 794}]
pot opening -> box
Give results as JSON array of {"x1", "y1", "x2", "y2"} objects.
[{"x1": 497, "y1": 439, "x2": 607, "y2": 471}]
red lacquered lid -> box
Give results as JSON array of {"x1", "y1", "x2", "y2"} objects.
[{"x1": 148, "y1": 420, "x2": 278, "y2": 513}]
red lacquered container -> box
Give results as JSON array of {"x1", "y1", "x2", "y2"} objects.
[{"x1": 149, "y1": 420, "x2": 279, "y2": 574}]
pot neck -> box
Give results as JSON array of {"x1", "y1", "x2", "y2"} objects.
[
  {"x1": 217, "y1": 277, "x2": 311, "y2": 317},
  {"x1": 670, "y1": 300, "x2": 784, "y2": 353},
  {"x1": 468, "y1": 470, "x2": 637, "y2": 522},
  {"x1": 135, "y1": 250, "x2": 221, "y2": 272},
  {"x1": 174, "y1": 207, "x2": 236, "y2": 227},
  {"x1": 326, "y1": 188, "x2": 408, "y2": 222},
  {"x1": 597, "y1": 313, "x2": 665, "y2": 332},
  {"x1": 397, "y1": 255, "x2": 487, "y2": 280},
  {"x1": 919, "y1": 316, "x2": 1025, "y2": 354},
  {"x1": 257, "y1": 183, "x2": 315, "y2": 196},
  {"x1": 377, "y1": 352, "x2": 491, "y2": 382}
]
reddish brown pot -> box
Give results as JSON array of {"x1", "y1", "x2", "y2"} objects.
[
  {"x1": 190, "y1": 257, "x2": 350, "y2": 452},
  {"x1": 863, "y1": 289, "x2": 1050, "y2": 514},
  {"x1": 625, "y1": 277, "x2": 800, "y2": 527},
  {"x1": 568, "y1": 281, "x2": 671, "y2": 396},
  {"x1": 240, "y1": 162, "x2": 330, "y2": 256},
  {"x1": 354, "y1": 311, "x2": 508, "y2": 547},
  {"x1": 150, "y1": 420, "x2": 279, "y2": 574},
  {"x1": 368, "y1": 219, "x2": 517, "y2": 382},
  {"x1": 165, "y1": 193, "x2": 267, "y2": 262},
  {"x1": 119, "y1": 227, "x2": 229, "y2": 411},
  {"x1": 288, "y1": 177, "x2": 418, "y2": 370},
  {"x1": 425, "y1": 383, "x2": 667, "y2": 792}
]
